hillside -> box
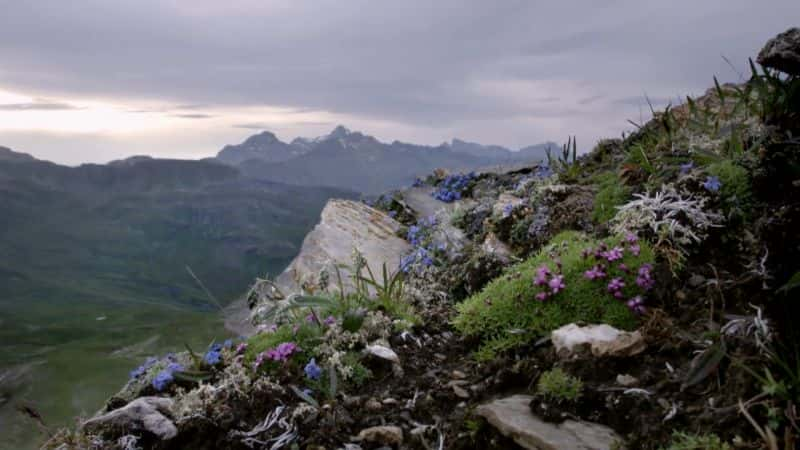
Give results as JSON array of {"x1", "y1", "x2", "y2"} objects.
[
  {"x1": 44, "y1": 28, "x2": 800, "y2": 450},
  {"x1": 0, "y1": 152, "x2": 354, "y2": 309}
]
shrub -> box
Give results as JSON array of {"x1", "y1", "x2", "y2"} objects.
[
  {"x1": 592, "y1": 172, "x2": 631, "y2": 223},
  {"x1": 453, "y1": 231, "x2": 654, "y2": 360},
  {"x1": 663, "y1": 431, "x2": 731, "y2": 450},
  {"x1": 536, "y1": 368, "x2": 583, "y2": 402}
]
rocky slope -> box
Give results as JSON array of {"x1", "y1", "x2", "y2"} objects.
[{"x1": 42, "y1": 29, "x2": 800, "y2": 450}]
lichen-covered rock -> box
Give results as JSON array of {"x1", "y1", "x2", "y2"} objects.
[
  {"x1": 757, "y1": 28, "x2": 800, "y2": 76},
  {"x1": 82, "y1": 397, "x2": 177, "y2": 441},
  {"x1": 476, "y1": 395, "x2": 620, "y2": 450}
]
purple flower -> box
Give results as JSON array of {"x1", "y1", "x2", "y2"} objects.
[
  {"x1": 235, "y1": 342, "x2": 248, "y2": 355},
  {"x1": 548, "y1": 275, "x2": 566, "y2": 294},
  {"x1": 602, "y1": 247, "x2": 624, "y2": 262},
  {"x1": 627, "y1": 296, "x2": 646, "y2": 315},
  {"x1": 204, "y1": 350, "x2": 222, "y2": 365},
  {"x1": 635, "y1": 263, "x2": 655, "y2": 290},
  {"x1": 629, "y1": 243, "x2": 641, "y2": 256},
  {"x1": 305, "y1": 313, "x2": 317, "y2": 324},
  {"x1": 625, "y1": 232, "x2": 638, "y2": 244},
  {"x1": 266, "y1": 342, "x2": 299, "y2": 362},
  {"x1": 535, "y1": 292, "x2": 549, "y2": 301},
  {"x1": 534, "y1": 266, "x2": 551, "y2": 286},
  {"x1": 152, "y1": 370, "x2": 174, "y2": 392},
  {"x1": 679, "y1": 161, "x2": 694, "y2": 174},
  {"x1": 607, "y1": 277, "x2": 625, "y2": 293},
  {"x1": 304, "y1": 358, "x2": 323, "y2": 380},
  {"x1": 502, "y1": 203, "x2": 515, "y2": 218},
  {"x1": 703, "y1": 176, "x2": 722, "y2": 192},
  {"x1": 618, "y1": 263, "x2": 629, "y2": 273},
  {"x1": 584, "y1": 265, "x2": 606, "y2": 280},
  {"x1": 323, "y1": 315, "x2": 336, "y2": 326}
]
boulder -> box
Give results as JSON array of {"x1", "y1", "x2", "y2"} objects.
[
  {"x1": 82, "y1": 397, "x2": 177, "y2": 440},
  {"x1": 276, "y1": 200, "x2": 411, "y2": 294},
  {"x1": 551, "y1": 323, "x2": 646, "y2": 358},
  {"x1": 476, "y1": 395, "x2": 620, "y2": 450},
  {"x1": 757, "y1": 28, "x2": 800, "y2": 76}
]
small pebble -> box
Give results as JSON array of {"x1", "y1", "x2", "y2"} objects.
[
  {"x1": 616, "y1": 374, "x2": 638, "y2": 387},
  {"x1": 452, "y1": 370, "x2": 466, "y2": 379}
]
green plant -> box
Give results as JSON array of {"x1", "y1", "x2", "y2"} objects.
[
  {"x1": 536, "y1": 368, "x2": 583, "y2": 402},
  {"x1": 592, "y1": 172, "x2": 631, "y2": 223},
  {"x1": 453, "y1": 231, "x2": 653, "y2": 360},
  {"x1": 663, "y1": 431, "x2": 731, "y2": 450},
  {"x1": 706, "y1": 160, "x2": 753, "y2": 219}
]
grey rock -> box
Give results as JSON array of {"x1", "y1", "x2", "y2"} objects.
[
  {"x1": 757, "y1": 28, "x2": 800, "y2": 76},
  {"x1": 82, "y1": 397, "x2": 177, "y2": 440},
  {"x1": 357, "y1": 425, "x2": 404, "y2": 446},
  {"x1": 365, "y1": 344, "x2": 401, "y2": 365},
  {"x1": 616, "y1": 374, "x2": 639, "y2": 387},
  {"x1": 476, "y1": 395, "x2": 620, "y2": 450},
  {"x1": 551, "y1": 323, "x2": 646, "y2": 358}
]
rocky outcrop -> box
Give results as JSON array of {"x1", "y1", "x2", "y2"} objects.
[
  {"x1": 551, "y1": 323, "x2": 646, "y2": 358},
  {"x1": 476, "y1": 395, "x2": 620, "y2": 450},
  {"x1": 758, "y1": 28, "x2": 800, "y2": 76},
  {"x1": 81, "y1": 397, "x2": 177, "y2": 440},
  {"x1": 276, "y1": 199, "x2": 412, "y2": 294}
]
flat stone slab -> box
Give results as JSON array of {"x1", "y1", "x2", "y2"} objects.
[
  {"x1": 82, "y1": 397, "x2": 177, "y2": 440},
  {"x1": 551, "y1": 323, "x2": 646, "y2": 358},
  {"x1": 476, "y1": 395, "x2": 620, "y2": 450}
]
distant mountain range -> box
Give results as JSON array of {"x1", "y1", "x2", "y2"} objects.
[
  {"x1": 0, "y1": 146, "x2": 352, "y2": 310},
  {"x1": 213, "y1": 126, "x2": 555, "y2": 193},
  {"x1": 0, "y1": 127, "x2": 551, "y2": 311}
]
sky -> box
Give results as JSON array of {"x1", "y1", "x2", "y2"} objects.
[{"x1": 0, "y1": 1, "x2": 797, "y2": 165}]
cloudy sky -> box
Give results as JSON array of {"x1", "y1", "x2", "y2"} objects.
[{"x1": 0, "y1": 1, "x2": 797, "y2": 165}]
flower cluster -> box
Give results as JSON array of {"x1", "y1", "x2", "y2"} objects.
[
  {"x1": 577, "y1": 234, "x2": 653, "y2": 314},
  {"x1": 412, "y1": 177, "x2": 424, "y2": 187},
  {"x1": 129, "y1": 356, "x2": 158, "y2": 379},
  {"x1": 152, "y1": 362, "x2": 184, "y2": 392},
  {"x1": 254, "y1": 341, "x2": 299, "y2": 369},
  {"x1": 401, "y1": 215, "x2": 443, "y2": 273},
  {"x1": 432, "y1": 172, "x2": 475, "y2": 202},
  {"x1": 204, "y1": 342, "x2": 223, "y2": 365},
  {"x1": 534, "y1": 164, "x2": 553, "y2": 178}
]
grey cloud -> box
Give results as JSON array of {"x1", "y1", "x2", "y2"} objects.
[
  {"x1": 0, "y1": 99, "x2": 79, "y2": 111},
  {"x1": 172, "y1": 113, "x2": 214, "y2": 119},
  {"x1": 0, "y1": 0, "x2": 798, "y2": 160}
]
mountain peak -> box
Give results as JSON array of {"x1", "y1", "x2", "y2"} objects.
[{"x1": 327, "y1": 125, "x2": 352, "y2": 139}]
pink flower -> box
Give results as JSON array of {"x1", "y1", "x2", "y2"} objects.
[
  {"x1": 607, "y1": 277, "x2": 625, "y2": 292},
  {"x1": 548, "y1": 275, "x2": 565, "y2": 294},
  {"x1": 584, "y1": 265, "x2": 606, "y2": 280},
  {"x1": 602, "y1": 247, "x2": 624, "y2": 262},
  {"x1": 266, "y1": 342, "x2": 299, "y2": 362},
  {"x1": 534, "y1": 265, "x2": 551, "y2": 286},
  {"x1": 627, "y1": 296, "x2": 646, "y2": 315}
]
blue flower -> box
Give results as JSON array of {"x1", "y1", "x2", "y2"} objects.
[
  {"x1": 129, "y1": 356, "x2": 158, "y2": 379},
  {"x1": 166, "y1": 362, "x2": 184, "y2": 373},
  {"x1": 209, "y1": 342, "x2": 223, "y2": 352},
  {"x1": 223, "y1": 339, "x2": 233, "y2": 349},
  {"x1": 679, "y1": 161, "x2": 694, "y2": 174},
  {"x1": 152, "y1": 370, "x2": 174, "y2": 392},
  {"x1": 502, "y1": 203, "x2": 515, "y2": 218},
  {"x1": 535, "y1": 165, "x2": 552, "y2": 178},
  {"x1": 703, "y1": 175, "x2": 722, "y2": 192},
  {"x1": 388, "y1": 211, "x2": 397, "y2": 218},
  {"x1": 204, "y1": 350, "x2": 222, "y2": 365},
  {"x1": 302, "y1": 388, "x2": 314, "y2": 397},
  {"x1": 304, "y1": 358, "x2": 323, "y2": 380}
]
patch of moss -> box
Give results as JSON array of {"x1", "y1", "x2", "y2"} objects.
[
  {"x1": 663, "y1": 431, "x2": 731, "y2": 450},
  {"x1": 592, "y1": 172, "x2": 631, "y2": 223},
  {"x1": 536, "y1": 368, "x2": 583, "y2": 402},
  {"x1": 453, "y1": 231, "x2": 653, "y2": 360}
]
